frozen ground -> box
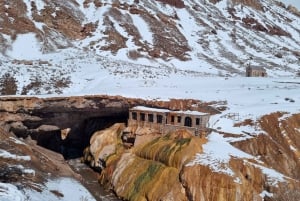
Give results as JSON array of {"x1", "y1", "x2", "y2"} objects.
[
  {"x1": 0, "y1": 146, "x2": 96, "y2": 201},
  {"x1": 0, "y1": 178, "x2": 96, "y2": 201}
]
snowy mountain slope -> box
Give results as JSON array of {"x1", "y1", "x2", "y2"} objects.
[
  {"x1": 1, "y1": 0, "x2": 300, "y2": 77},
  {"x1": 0, "y1": 0, "x2": 299, "y2": 115}
]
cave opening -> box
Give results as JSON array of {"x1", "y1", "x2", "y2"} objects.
[
  {"x1": 10, "y1": 112, "x2": 128, "y2": 160},
  {"x1": 61, "y1": 114, "x2": 128, "y2": 159}
]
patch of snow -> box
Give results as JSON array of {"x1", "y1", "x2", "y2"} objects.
[
  {"x1": 6, "y1": 33, "x2": 43, "y2": 60},
  {"x1": 9, "y1": 137, "x2": 26, "y2": 145},
  {"x1": 0, "y1": 183, "x2": 25, "y2": 201},
  {"x1": 233, "y1": 177, "x2": 242, "y2": 184},
  {"x1": 290, "y1": 145, "x2": 297, "y2": 151},
  {"x1": 25, "y1": 178, "x2": 96, "y2": 201},
  {"x1": 35, "y1": 0, "x2": 46, "y2": 15},
  {"x1": 131, "y1": 15, "x2": 153, "y2": 44},
  {"x1": 260, "y1": 190, "x2": 273, "y2": 198},
  {"x1": 186, "y1": 132, "x2": 253, "y2": 176},
  {"x1": 11, "y1": 165, "x2": 35, "y2": 176},
  {"x1": 132, "y1": 106, "x2": 208, "y2": 115},
  {"x1": 245, "y1": 160, "x2": 286, "y2": 186},
  {"x1": 0, "y1": 149, "x2": 31, "y2": 161},
  {"x1": 51, "y1": 12, "x2": 57, "y2": 18}
]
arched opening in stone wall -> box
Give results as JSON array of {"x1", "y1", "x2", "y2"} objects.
[{"x1": 184, "y1": 117, "x2": 192, "y2": 127}]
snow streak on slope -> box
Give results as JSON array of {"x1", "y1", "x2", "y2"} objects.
[{"x1": 6, "y1": 33, "x2": 43, "y2": 60}]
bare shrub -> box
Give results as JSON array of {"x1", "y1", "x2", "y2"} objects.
[
  {"x1": 21, "y1": 77, "x2": 42, "y2": 95},
  {"x1": 51, "y1": 76, "x2": 72, "y2": 94},
  {"x1": 272, "y1": 185, "x2": 300, "y2": 201},
  {"x1": 0, "y1": 73, "x2": 18, "y2": 95},
  {"x1": 53, "y1": 76, "x2": 71, "y2": 89},
  {"x1": 128, "y1": 50, "x2": 141, "y2": 60}
]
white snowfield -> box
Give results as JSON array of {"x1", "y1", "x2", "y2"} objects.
[
  {"x1": 0, "y1": 178, "x2": 96, "y2": 201},
  {"x1": 0, "y1": 149, "x2": 31, "y2": 161}
]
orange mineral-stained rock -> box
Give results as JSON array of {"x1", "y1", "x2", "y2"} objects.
[{"x1": 88, "y1": 123, "x2": 125, "y2": 167}]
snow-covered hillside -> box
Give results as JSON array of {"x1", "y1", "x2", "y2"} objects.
[
  {"x1": 0, "y1": 0, "x2": 300, "y2": 90},
  {"x1": 0, "y1": 0, "x2": 299, "y2": 120},
  {"x1": 0, "y1": 0, "x2": 299, "y2": 122}
]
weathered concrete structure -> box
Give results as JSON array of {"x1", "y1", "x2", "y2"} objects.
[{"x1": 128, "y1": 106, "x2": 210, "y2": 137}]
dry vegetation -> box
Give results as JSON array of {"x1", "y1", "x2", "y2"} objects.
[
  {"x1": 271, "y1": 185, "x2": 300, "y2": 201},
  {"x1": 0, "y1": 73, "x2": 18, "y2": 95}
]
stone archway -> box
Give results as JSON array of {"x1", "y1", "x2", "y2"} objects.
[{"x1": 184, "y1": 117, "x2": 192, "y2": 127}]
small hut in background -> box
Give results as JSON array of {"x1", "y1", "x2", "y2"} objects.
[{"x1": 246, "y1": 65, "x2": 267, "y2": 77}]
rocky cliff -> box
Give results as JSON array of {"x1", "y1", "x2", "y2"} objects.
[
  {"x1": 0, "y1": 95, "x2": 218, "y2": 159},
  {"x1": 83, "y1": 112, "x2": 300, "y2": 201},
  {"x1": 0, "y1": 126, "x2": 96, "y2": 200},
  {"x1": 1, "y1": 95, "x2": 300, "y2": 200}
]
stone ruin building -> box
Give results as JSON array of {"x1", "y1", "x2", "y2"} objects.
[{"x1": 126, "y1": 106, "x2": 210, "y2": 138}]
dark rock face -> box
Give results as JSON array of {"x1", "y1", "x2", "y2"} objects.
[{"x1": 0, "y1": 96, "x2": 130, "y2": 158}]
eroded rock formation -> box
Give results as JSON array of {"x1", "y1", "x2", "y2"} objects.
[
  {"x1": 82, "y1": 112, "x2": 300, "y2": 201},
  {"x1": 0, "y1": 95, "x2": 218, "y2": 158}
]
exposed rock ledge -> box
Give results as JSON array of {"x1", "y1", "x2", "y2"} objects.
[
  {"x1": 0, "y1": 95, "x2": 219, "y2": 159},
  {"x1": 82, "y1": 114, "x2": 300, "y2": 201},
  {"x1": 1, "y1": 95, "x2": 300, "y2": 201}
]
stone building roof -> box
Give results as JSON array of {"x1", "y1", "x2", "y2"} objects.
[{"x1": 131, "y1": 106, "x2": 208, "y2": 116}]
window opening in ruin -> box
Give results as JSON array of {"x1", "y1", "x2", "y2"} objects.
[
  {"x1": 148, "y1": 114, "x2": 154, "y2": 122},
  {"x1": 196, "y1": 118, "x2": 200, "y2": 125},
  {"x1": 171, "y1": 116, "x2": 175, "y2": 123},
  {"x1": 140, "y1": 113, "x2": 145, "y2": 121},
  {"x1": 177, "y1": 116, "x2": 181, "y2": 123},
  {"x1": 184, "y1": 117, "x2": 192, "y2": 127},
  {"x1": 157, "y1": 114, "x2": 163, "y2": 123},
  {"x1": 132, "y1": 112, "x2": 137, "y2": 120}
]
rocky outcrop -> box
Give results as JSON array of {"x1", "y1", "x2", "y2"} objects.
[
  {"x1": 81, "y1": 110, "x2": 300, "y2": 201},
  {"x1": 0, "y1": 127, "x2": 81, "y2": 187},
  {"x1": 181, "y1": 159, "x2": 264, "y2": 201},
  {"x1": 83, "y1": 125, "x2": 260, "y2": 200},
  {"x1": 155, "y1": 0, "x2": 185, "y2": 8},
  {"x1": 232, "y1": 113, "x2": 300, "y2": 179},
  {"x1": 84, "y1": 127, "x2": 204, "y2": 201},
  {"x1": 231, "y1": 0, "x2": 263, "y2": 10},
  {"x1": 0, "y1": 95, "x2": 218, "y2": 159},
  {"x1": 288, "y1": 5, "x2": 300, "y2": 17}
]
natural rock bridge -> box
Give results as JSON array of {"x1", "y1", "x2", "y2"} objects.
[{"x1": 0, "y1": 95, "x2": 218, "y2": 158}]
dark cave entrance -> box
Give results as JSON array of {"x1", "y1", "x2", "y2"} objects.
[
  {"x1": 12, "y1": 111, "x2": 128, "y2": 159},
  {"x1": 61, "y1": 114, "x2": 128, "y2": 159}
]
